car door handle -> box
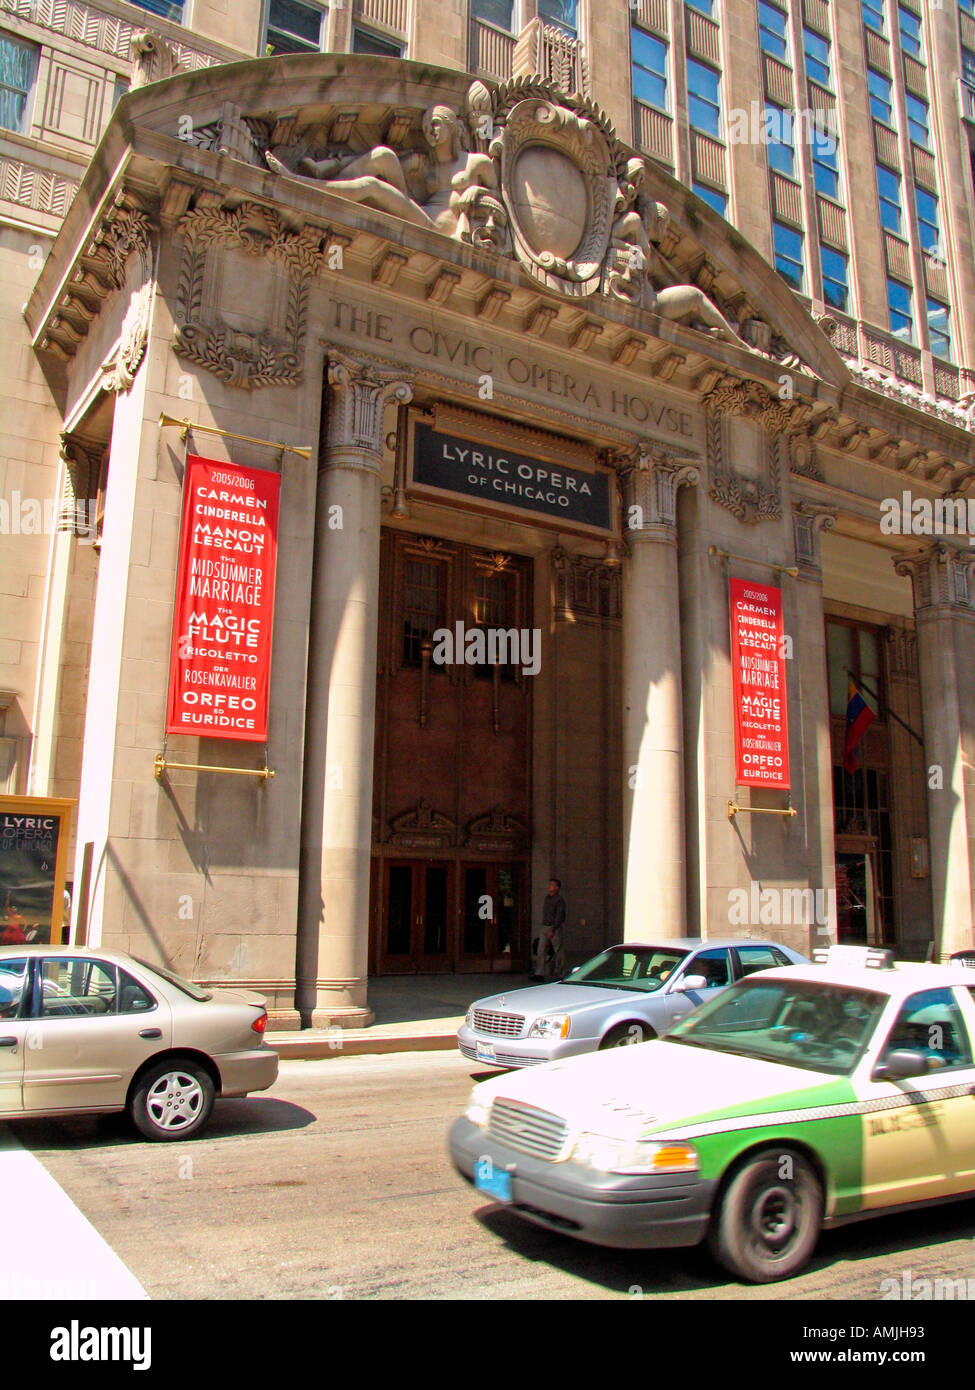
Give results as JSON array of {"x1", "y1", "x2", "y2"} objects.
[
  {"x1": 139, "y1": 1028, "x2": 162, "y2": 1040},
  {"x1": 0, "y1": 1036, "x2": 17, "y2": 1048}
]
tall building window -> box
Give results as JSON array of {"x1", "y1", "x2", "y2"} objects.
[
  {"x1": 773, "y1": 220, "x2": 804, "y2": 291},
  {"x1": 693, "y1": 181, "x2": 727, "y2": 215},
  {"x1": 126, "y1": 0, "x2": 184, "y2": 18},
  {"x1": 759, "y1": 1, "x2": 789, "y2": 61},
  {"x1": 963, "y1": 0, "x2": 975, "y2": 15},
  {"x1": 963, "y1": 46, "x2": 975, "y2": 88},
  {"x1": 803, "y1": 27, "x2": 832, "y2": 87},
  {"x1": 812, "y1": 125, "x2": 840, "y2": 198},
  {"x1": 906, "y1": 93, "x2": 929, "y2": 148},
  {"x1": 539, "y1": 0, "x2": 577, "y2": 33},
  {"x1": 876, "y1": 165, "x2": 902, "y2": 233},
  {"x1": 821, "y1": 245, "x2": 849, "y2": 311},
  {"x1": 402, "y1": 560, "x2": 443, "y2": 667},
  {"x1": 927, "y1": 299, "x2": 951, "y2": 359},
  {"x1": 0, "y1": 33, "x2": 38, "y2": 133},
  {"x1": 897, "y1": 5, "x2": 922, "y2": 59},
  {"x1": 472, "y1": 0, "x2": 515, "y2": 28},
  {"x1": 765, "y1": 103, "x2": 795, "y2": 177},
  {"x1": 632, "y1": 27, "x2": 668, "y2": 113},
  {"x1": 887, "y1": 277, "x2": 913, "y2": 340},
  {"x1": 862, "y1": 0, "x2": 885, "y2": 35},
  {"x1": 868, "y1": 68, "x2": 894, "y2": 125},
  {"x1": 686, "y1": 0, "x2": 716, "y2": 13},
  {"x1": 352, "y1": 26, "x2": 402, "y2": 55},
  {"x1": 915, "y1": 186, "x2": 940, "y2": 254},
  {"x1": 265, "y1": 0, "x2": 327, "y2": 55},
  {"x1": 688, "y1": 58, "x2": 722, "y2": 138}
]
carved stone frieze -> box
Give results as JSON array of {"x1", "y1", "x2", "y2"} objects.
[
  {"x1": 100, "y1": 278, "x2": 154, "y2": 392},
  {"x1": 324, "y1": 352, "x2": 413, "y2": 464},
  {"x1": 793, "y1": 502, "x2": 836, "y2": 574},
  {"x1": 614, "y1": 445, "x2": 699, "y2": 540},
  {"x1": 57, "y1": 434, "x2": 103, "y2": 537},
  {"x1": 552, "y1": 547, "x2": 622, "y2": 624},
  {"x1": 704, "y1": 378, "x2": 790, "y2": 525},
  {"x1": 387, "y1": 801, "x2": 456, "y2": 849},
  {"x1": 173, "y1": 199, "x2": 343, "y2": 389},
  {"x1": 894, "y1": 544, "x2": 975, "y2": 615},
  {"x1": 885, "y1": 625, "x2": 919, "y2": 681},
  {"x1": 789, "y1": 434, "x2": 823, "y2": 480},
  {"x1": 465, "y1": 808, "x2": 529, "y2": 853}
]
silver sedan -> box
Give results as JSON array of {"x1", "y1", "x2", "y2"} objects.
[
  {"x1": 457, "y1": 938, "x2": 808, "y2": 1068},
  {"x1": 0, "y1": 945, "x2": 278, "y2": 1140}
]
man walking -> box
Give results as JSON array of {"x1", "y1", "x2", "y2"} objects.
[{"x1": 534, "y1": 878, "x2": 566, "y2": 982}]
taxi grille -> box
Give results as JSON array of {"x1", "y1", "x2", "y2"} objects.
[
  {"x1": 488, "y1": 1099, "x2": 568, "y2": 1160},
  {"x1": 472, "y1": 1009, "x2": 524, "y2": 1037}
]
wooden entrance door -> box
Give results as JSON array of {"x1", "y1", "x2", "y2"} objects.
[
  {"x1": 459, "y1": 862, "x2": 524, "y2": 972},
  {"x1": 377, "y1": 859, "x2": 453, "y2": 974}
]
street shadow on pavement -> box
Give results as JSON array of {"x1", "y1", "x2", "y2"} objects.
[
  {"x1": 473, "y1": 1193, "x2": 975, "y2": 1297},
  {"x1": 7, "y1": 1096, "x2": 315, "y2": 1152}
]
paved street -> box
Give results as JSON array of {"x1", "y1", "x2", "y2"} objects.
[{"x1": 6, "y1": 1051, "x2": 975, "y2": 1301}]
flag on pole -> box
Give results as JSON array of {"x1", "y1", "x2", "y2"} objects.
[{"x1": 844, "y1": 681, "x2": 876, "y2": 773}]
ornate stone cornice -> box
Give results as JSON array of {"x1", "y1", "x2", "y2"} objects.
[
  {"x1": 58, "y1": 433, "x2": 103, "y2": 536},
  {"x1": 703, "y1": 376, "x2": 793, "y2": 435},
  {"x1": 893, "y1": 543, "x2": 975, "y2": 615},
  {"x1": 324, "y1": 353, "x2": 413, "y2": 467},
  {"x1": 614, "y1": 443, "x2": 699, "y2": 541},
  {"x1": 792, "y1": 502, "x2": 836, "y2": 575}
]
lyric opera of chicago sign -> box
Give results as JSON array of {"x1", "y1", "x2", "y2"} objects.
[{"x1": 22, "y1": 49, "x2": 975, "y2": 1027}]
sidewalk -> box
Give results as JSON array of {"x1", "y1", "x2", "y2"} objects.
[{"x1": 268, "y1": 973, "x2": 532, "y2": 1060}]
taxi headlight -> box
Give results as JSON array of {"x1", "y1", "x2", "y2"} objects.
[
  {"x1": 571, "y1": 1134, "x2": 699, "y2": 1175},
  {"x1": 528, "y1": 1014, "x2": 571, "y2": 1040},
  {"x1": 465, "y1": 1086, "x2": 491, "y2": 1128}
]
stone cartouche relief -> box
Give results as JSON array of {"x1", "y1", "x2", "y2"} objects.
[{"x1": 705, "y1": 378, "x2": 792, "y2": 525}]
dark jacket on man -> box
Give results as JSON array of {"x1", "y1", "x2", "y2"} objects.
[{"x1": 542, "y1": 892, "x2": 566, "y2": 933}]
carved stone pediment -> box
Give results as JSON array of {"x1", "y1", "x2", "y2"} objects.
[
  {"x1": 465, "y1": 808, "x2": 529, "y2": 854},
  {"x1": 387, "y1": 801, "x2": 456, "y2": 849}
]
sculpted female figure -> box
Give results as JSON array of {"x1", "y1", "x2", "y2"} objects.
[{"x1": 265, "y1": 106, "x2": 499, "y2": 239}]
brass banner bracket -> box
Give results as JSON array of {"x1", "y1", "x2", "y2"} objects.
[
  {"x1": 154, "y1": 754, "x2": 275, "y2": 786},
  {"x1": 728, "y1": 799, "x2": 797, "y2": 820}
]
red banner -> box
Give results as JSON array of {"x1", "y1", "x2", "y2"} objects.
[
  {"x1": 166, "y1": 455, "x2": 281, "y2": 742},
  {"x1": 730, "y1": 578, "x2": 790, "y2": 789}
]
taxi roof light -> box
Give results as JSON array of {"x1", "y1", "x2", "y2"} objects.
[{"x1": 811, "y1": 944, "x2": 895, "y2": 970}]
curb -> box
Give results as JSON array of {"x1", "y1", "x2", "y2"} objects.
[{"x1": 268, "y1": 1029, "x2": 459, "y2": 1060}]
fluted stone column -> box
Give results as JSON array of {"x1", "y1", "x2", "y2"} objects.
[
  {"x1": 619, "y1": 447, "x2": 698, "y2": 939},
  {"x1": 894, "y1": 544, "x2": 975, "y2": 959},
  {"x1": 297, "y1": 353, "x2": 412, "y2": 1026}
]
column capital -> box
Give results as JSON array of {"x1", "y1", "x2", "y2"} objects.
[
  {"x1": 893, "y1": 543, "x2": 975, "y2": 617},
  {"x1": 323, "y1": 352, "x2": 413, "y2": 468},
  {"x1": 792, "y1": 502, "x2": 836, "y2": 576},
  {"x1": 612, "y1": 444, "x2": 699, "y2": 542}
]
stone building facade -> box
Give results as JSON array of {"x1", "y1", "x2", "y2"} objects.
[{"x1": 3, "y1": 2, "x2": 975, "y2": 1026}]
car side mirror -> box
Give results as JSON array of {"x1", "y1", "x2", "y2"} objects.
[
  {"x1": 872, "y1": 1048, "x2": 931, "y2": 1082},
  {"x1": 674, "y1": 974, "x2": 708, "y2": 993}
]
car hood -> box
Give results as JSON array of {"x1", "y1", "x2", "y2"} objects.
[
  {"x1": 474, "y1": 1038, "x2": 841, "y2": 1139},
  {"x1": 471, "y1": 983, "x2": 654, "y2": 1018}
]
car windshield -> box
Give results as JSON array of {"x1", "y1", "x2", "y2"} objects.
[
  {"x1": 132, "y1": 957, "x2": 212, "y2": 1002},
  {"x1": 562, "y1": 947, "x2": 689, "y2": 992},
  {"x1": 666, "y1": 977, "x2": 887, "y2": 1075}
]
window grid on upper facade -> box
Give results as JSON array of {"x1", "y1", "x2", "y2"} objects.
[
  {"x1": 632, "y1": 26, "x2": 668, "y2": 114},
  {"x1": 803, "y1": 27, "x2": 832, "y2": 88},
  {"x1": 812, "y1": 125, "x2": 840, "y2": 199},
  {"x1": 887, "y1": 276, "x2": 913, "y2": 342},
  {"x1": 915, "y1": 185, "x2": 940, "y2": 256},
  {"x1": 765, "y1": 103, "x2": 795, "y2": 179},
  {"x1": 693, "y1": 181, "x2": 727, "y2": 216},
  {"x1": 687, "y1": 58, "x2": 722, "y2": 139},
  {"x1": 868, "y1": 67, "x2": 894, "y2": 126},
  {"x1": 352, "y1": 25, "x2": 403, "y2": 55},
  {"x1": 821, "y1": 245, "x2": 849, "y2": 312},
  {"x1": 963, "y1": 45, "x2": 975, "y2": 88},
  {"x1": 897, "y1": 4, "x2": 922, "y2": 60},
  {"x1": 876, "y1": 165, "x2": 902, "y2": 233},
  {"x1": 539, "y1": 0, "x2": 577, "y2": 34},
  {"x1": 905, "y1": 92, "x2": 929, "y2": 149},
  {"x1": 773, "y1": 220, "x2": 804, "y2": 292},
  {"x1": 686, "y1": 0, "x2": 716, "y2": 14},
  {"x1": 0, "y1": 31, "x2": 39, "y2": 134},
  {"x1": 927, "y1": 299, "x2": 951, "y2": 361},
  {"x1": 759, "y1": 0, "x2": 789, "y2": 62},
  {"x1": 265, "y1": 0, "x2": 328, "y2": 55},
  {"x1": 127, "y1": 0, "x2": 184, "y2": 20},
  {"x1": 471, "y1": 0, "x2": 515, "y2": 30},
  {"x1": 862, "y1": 0, "x2": 885, "y2": 36}
]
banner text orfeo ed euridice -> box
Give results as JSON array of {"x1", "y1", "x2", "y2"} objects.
[
  {"x1": 166, "y1": 455, "x2": 280, "y2": 742},
  {"x1": 730, "y1": 577, "x2": 790, "y2": 790}
]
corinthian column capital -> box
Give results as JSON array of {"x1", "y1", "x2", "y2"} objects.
[
  {"x1": 323, "y1": 353, "x2": 413, "y2": 468},
  {"x1": 893, "y1": 543, "x2": 975, "y2": 616},
  {"x1": 612, "y1": 443, "x2": 699, "y2": 541}
]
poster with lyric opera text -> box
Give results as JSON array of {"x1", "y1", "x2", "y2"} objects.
[
  {"x1": 730, "y1": 578, "x2": 790, "y2": 790},
  {"x1": 166, "y1": 455, "x2": 281, "y2": 743}
]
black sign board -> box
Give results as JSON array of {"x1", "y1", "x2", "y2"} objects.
[{"x1": 411, "y1": 423, "x2": 612, "y2": 532}]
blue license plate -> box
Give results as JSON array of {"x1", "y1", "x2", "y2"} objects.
[{"x1": 474, "y1": 1162, "x2": 512, "y2": 1204}]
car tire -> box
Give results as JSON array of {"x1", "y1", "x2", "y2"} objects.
[
  {"x1": 599, "y1": 1022, "x2": 652, "y2": 1049},
  {"x1": 129, "y1": 1058, "x2": 215, "y2": 1142},
  {"x1": 709, "y1": 1148, "x2": 823, "y2": 1283}
]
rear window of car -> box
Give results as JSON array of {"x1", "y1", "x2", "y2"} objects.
[{"x1": 132, "y1": 958, "x2": 212, "y2": 1001}]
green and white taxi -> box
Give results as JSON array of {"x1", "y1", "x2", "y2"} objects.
[{"x1": 448, "y1": 945, "x2": 975, "y2": 1282}]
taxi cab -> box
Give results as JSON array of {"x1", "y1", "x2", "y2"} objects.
[{"x1": 448, "y1": 944, "x2": 975, "y2": 1282}]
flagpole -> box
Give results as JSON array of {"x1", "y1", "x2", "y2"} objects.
[{"x1": 844, "y1": 668, "x2": 924, "y2": 748}]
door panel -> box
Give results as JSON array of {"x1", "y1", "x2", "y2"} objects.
[
  {"x1": 459, "y1": 863, "x2": 525, "y2": 972},
  {"x1": 377, "y1": 861, "x2": 453, "y2": 973},
  {"x1": 23, "y1": 957, "x2": 171, "y2": 1112},
  {"x1": 0, "y1": 958, "x2": 30, "y2": 1114},
  {"x1": 665, "y1": 948, "x2": 734, "y2": 1025}
]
